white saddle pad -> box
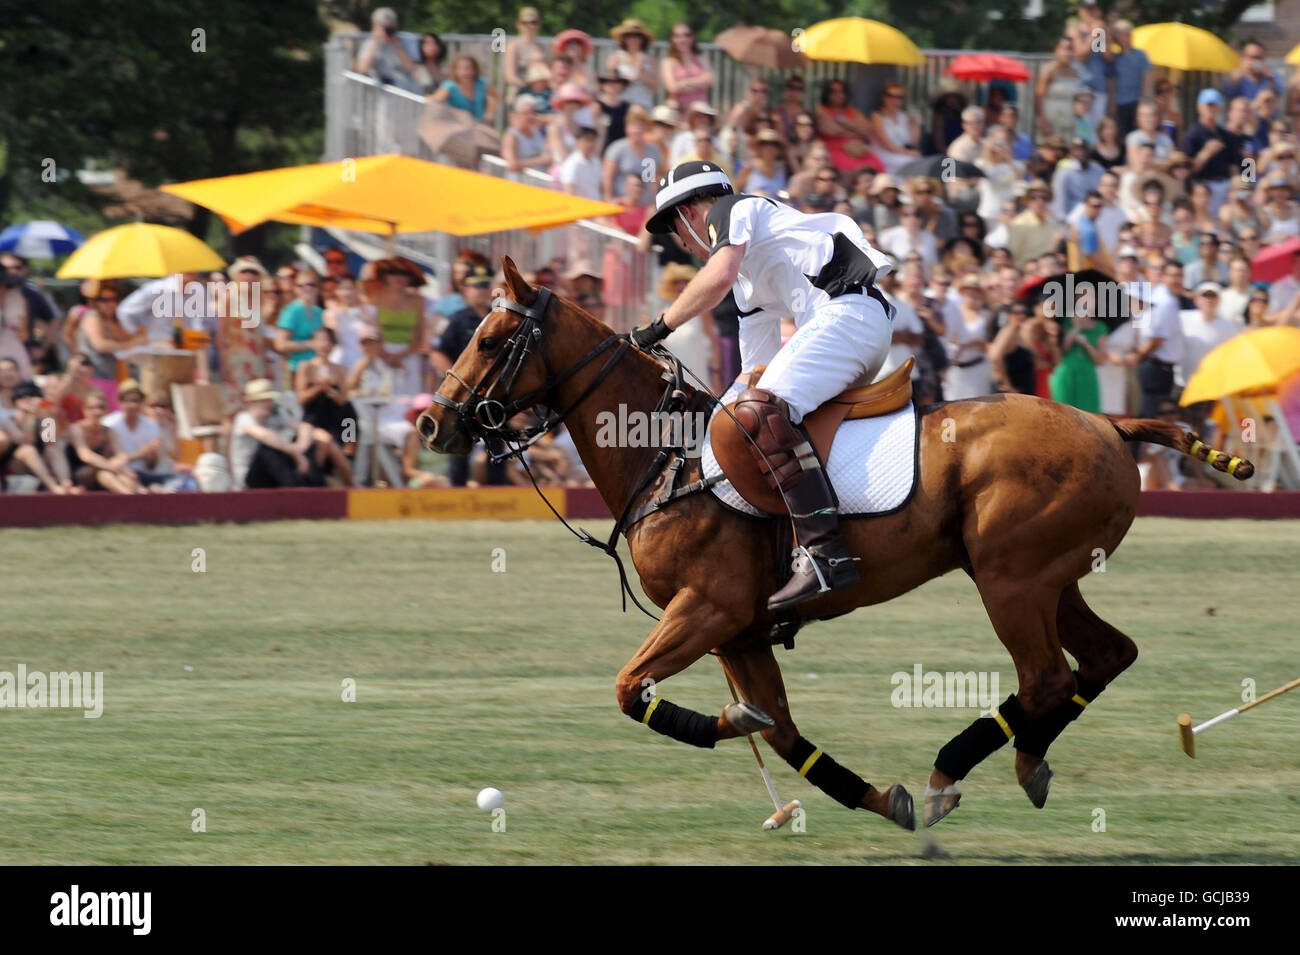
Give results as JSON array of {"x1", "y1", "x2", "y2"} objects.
[{"x1": 700, "y1": 402, "x2": 918, "y2": 517}]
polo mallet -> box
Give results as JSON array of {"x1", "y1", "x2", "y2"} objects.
[
  {"x1": 722, "y1": 670, "x2": 801, "y2": 830},
  {"x1": 1178, "y1": 676, "x2": 1300, "y2": 757}
]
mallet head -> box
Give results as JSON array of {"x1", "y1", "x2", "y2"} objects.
[
  {"x1": 762, "y1": 800, "x2": 801, "y2": 830},
  {"x1": 1178, "y1": 713, "x2": 1195, "y2": 758}
]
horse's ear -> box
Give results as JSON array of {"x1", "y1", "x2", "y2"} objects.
[{"x1": 501, "y1": 256, "x2": 537, "y2": 306}]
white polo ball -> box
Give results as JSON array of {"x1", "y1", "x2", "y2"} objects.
[{"x1": 476, "y1": 787, "x2": 505, "y2": 812}]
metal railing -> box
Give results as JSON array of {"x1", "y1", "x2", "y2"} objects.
[{"x1": 327, "y1": 61, "x2": 656, "y2": 333}]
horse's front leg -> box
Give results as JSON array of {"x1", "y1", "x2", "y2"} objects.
[
  {"x1": 718, "y1": 640, "x2": 914, "y2": 830},
  {"x1": 614, "y1": 588, "x2": 772, "y2": 747}
]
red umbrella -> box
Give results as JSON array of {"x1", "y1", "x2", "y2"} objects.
[
  {"x1": 945, "y1": 53, "x2": 1031, "y2": 83},
  {"x1": 1250, "y1": 236, "x2": 1300, "y2": 283}
]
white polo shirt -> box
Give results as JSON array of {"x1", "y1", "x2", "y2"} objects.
[
  {"x1": 101, "y1": 410, "x2": 162, "y2": 474},
  {"x1": 1178, "y1": 311, "x2": 1239, "y2": 386},
  {"x1": 707, "y1": 194, "x2": 893, "y2": 327},
  {"x1": 1139, "y1": 285, "x2": 1186, "y2": 365}
]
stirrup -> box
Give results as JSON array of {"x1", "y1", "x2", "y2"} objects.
[{"x1": 791, "y1": 546, "x2": 861, "y2": 593}]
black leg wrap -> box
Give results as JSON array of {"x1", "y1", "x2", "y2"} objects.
[
  {"x1": 934, "y1": 694, "x2": 1028, "y2": 781},
  {"x1": 626, "y1": 696, "x2": 718, "y2": 749},
  {"x1": 784, "y1": 736, "x2": 871, "y2": 809},
  {"x1": 1013, "y1": 670, "x2": 1106, "y2": 759}
]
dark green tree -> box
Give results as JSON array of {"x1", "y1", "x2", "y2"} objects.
[{"x1": 0, "y1": 0, "x2": 326, "y2": 257}]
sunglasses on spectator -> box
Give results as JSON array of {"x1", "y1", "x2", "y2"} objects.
[
  {"x1": 915, "y1": 188, "x2": 934, "y2": 196},
  {"x1": 519, "y1": 17, "x2": 539, "y2": 25},
  {"x1": 297, "y1": 282, "x2": 319, "y2": 288},
  {"x1": 96, "y1": 296, "x2": 119, "y2": 302},
  {"x1": 885, "y1": 92, "x2": 904, "y2": 99}
]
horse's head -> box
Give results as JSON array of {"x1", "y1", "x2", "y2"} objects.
[{"x1": 417, "y1": 255, "x2": 568, "y2": 455}]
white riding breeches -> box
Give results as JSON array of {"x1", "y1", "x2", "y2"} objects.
[{"x1": 754, "y1": 292, "x2": 893, "y2": 423}]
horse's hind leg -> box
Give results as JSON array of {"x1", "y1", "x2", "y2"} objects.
[
  {"x1": 1013, "y1": 582, "x2": 1139, "y2": 766},
  {"x1": 926, "y1": 579, "x2": 1075, "y2": 823},
  {"x1": 718, "y1": 640, "x2": 914, "y2": 830}
]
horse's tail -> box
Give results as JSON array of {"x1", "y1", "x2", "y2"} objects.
[{"x1": 1105, "y1": 415, "x2": 1255, "y2": 481}]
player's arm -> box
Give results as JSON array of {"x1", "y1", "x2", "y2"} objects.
[{"x1": 663, "y1": 243, "x2": 745, "y2": 331}]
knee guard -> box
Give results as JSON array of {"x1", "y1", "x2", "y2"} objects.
[{"x1": 732, "y1": 389, "x2": 819, "y2": 494}]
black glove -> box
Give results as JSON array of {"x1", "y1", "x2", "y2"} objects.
[{"x1": 629, "y1": 314, "x2": 671, "y2": 350}]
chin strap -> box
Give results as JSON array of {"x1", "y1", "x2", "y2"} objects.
[{"x1": 678, "y1": 207, "x2": 709, "y2": 253}]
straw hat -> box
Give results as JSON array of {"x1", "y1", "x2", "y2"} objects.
[
  {"x1": 755, "y1": 128, "x2": 784, "y2": 146},
  {"x1": 611, "y1": 18, "x2": 654, "y2": 46},
  {"x1": 228, "y1": 255, "x2": 269, "y2": 280},
  {"x1": 869, "y1": 173, "x2": 902, "y2": 196},
  {"x1": 524, "y1": 62, "x2": 551, "y2": 83},
  {"x1": 117, "y1": 377, "x2": 144, "y2": 399},
  {"x1": 650, "y1": 104, "x2": 680, "y2": 128},
  {"x1": 564, "y1": 259, "x2": 601, "y2": 281},
  {"x1": 243, "y1": 379, "x2": 279, "y2": 403},
  {"x1": 657, "y1": 262, "x2": 698, "y2": 300}
]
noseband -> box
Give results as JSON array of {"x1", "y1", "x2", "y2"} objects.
[{"x1": 431, "y1": 286, "x2": 632, "y2": 446}]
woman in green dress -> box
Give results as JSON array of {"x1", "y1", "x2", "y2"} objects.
[{"x1": 1049, "y1": 311, "x2": 1107, "y2": 412}]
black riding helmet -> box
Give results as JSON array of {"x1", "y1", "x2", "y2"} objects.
[{"x1": 644, "y1": 160, "x2": 734, "y2": 235}]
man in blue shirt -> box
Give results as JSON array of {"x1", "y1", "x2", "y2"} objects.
[
  {"x1": 1110, "y1": 20, "x2": 1151, "y2": 139},
  {"x1": 1073, "y1": 12, "x2": 1113, "y2": 129},
  {"x1": 1222, "y1": 40, "x2": 1283, "y2": 117},
  {"x1": 999, "y1": 105, "x2": 1034, "y2": 162},
  {"x1": 1182, "y1": 89, "x2": 1236, "y2": 215}
]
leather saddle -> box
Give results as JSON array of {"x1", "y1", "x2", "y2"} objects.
[{"x1": 710, "y1": 357, "x2": 914, "y2": 515}]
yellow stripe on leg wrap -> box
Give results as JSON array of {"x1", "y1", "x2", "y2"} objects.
[
  {"x1": 1228, "y1": 457, "x2": 1243, "y2": 475},
  {"x1": 1205, "y1": 449, "x2": 1221, "y2": 465},
  {"x1": 992, "y1": 709, "x2": 1014, "y2": 739},
  {"x1": 798, "y1": 749, "x2": 823, "y2": 777},
  {"x1": 641, "y1": 697, "x2": 662, "y2": 724},
  {"x1": 1190, "y1": 439, "x2": 1204, "y2": 457},
  {"x1": 1072, "y1": 694, "x2": 1089, "y2": 708}
]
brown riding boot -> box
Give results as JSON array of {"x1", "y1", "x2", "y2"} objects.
[
  {"x1": 768, "y1": 464, "x2": 860, "y2": 611},
  {"x1": 732, "y1": 388, "x2": 861, "y2": 612}
]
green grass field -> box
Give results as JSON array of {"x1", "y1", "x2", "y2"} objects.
[{"x1": 0, "y1": 517, "x2": 1296, "y2": 865}]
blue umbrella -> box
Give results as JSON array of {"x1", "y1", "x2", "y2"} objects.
[{"x1": 0, "y1": 220, "x2": 87, "y2": 258}]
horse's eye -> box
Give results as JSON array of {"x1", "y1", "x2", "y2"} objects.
[{"x1": 479, "y1": 337, "x2": 499, "y2": 350}]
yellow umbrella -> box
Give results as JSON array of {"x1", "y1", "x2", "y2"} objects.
[
  {"x1": 1181, "y1": 327, "x2": 1300, "y2": 404},
  {"x1": 160, "y1": 154, "x2": 625, "y2": 236},
  {"x1": 797, "y1": 17, "x2": 925, "y2": 66},
  {"x1": 1131, "y1": 23, "x2": 1240, "y2": 73},
  {"x1": 55, "y1": 222, "x2": 225, "y2": 279},
  {"x1": 1286, "y1": 42, "x2": 1300, "y2": 66}
]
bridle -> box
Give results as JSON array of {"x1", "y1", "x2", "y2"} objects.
[
  {"x1": 429, "y1": 284, "x2": 699, "y2": 622},
  {"x1": 430, "y1": 286, "x2": 632, "y2": 447}
]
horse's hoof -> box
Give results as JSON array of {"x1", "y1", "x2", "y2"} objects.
[
  {"x1": 887, "y1": 784, "x2": 915, "y2": 831},
  {"x1": 924, "y1": 783, "x2": 962, "y2": 827},
  {"x1": 1022, "y1": 762, "x2": 1053, "y2": 809},
  {"x1": 723, "y1": 701, "x2": 774, "y2": 734}
]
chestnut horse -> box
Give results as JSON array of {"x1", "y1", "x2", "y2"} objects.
[{"x1": 417, "y1": 257, "x2": 1252, "y2": 832}]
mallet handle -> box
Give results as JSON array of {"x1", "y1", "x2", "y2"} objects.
[{"x1": 1238, "y1": 676, "x2": 1300, "y2": 713}]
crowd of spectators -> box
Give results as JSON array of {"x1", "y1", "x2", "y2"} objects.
[
  {"x1": 0, "y1": 248, "x2": 599, "y2": 494},
  {"x1": 5, "y1": 5, "x2": 1300, "y2": 496}
]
